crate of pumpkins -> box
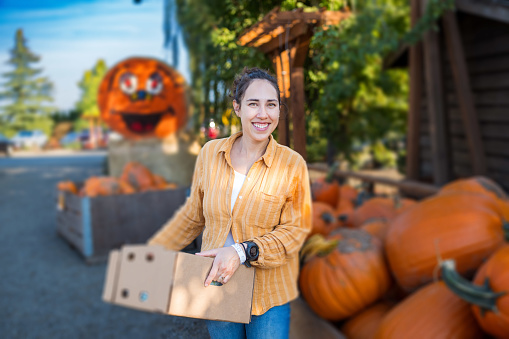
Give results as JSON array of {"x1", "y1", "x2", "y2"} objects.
[
  {"x1": 300, "y1": 171, "x2": 509, "y2": 339},
  {"x1": 56, "y1": 162, "x2": 194, "y2": 263}
]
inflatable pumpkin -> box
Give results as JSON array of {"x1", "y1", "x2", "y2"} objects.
[{"x1": 98, "y1": 57, "x2": 187, "y2": 139}]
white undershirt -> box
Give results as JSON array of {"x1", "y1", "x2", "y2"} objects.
[{"x1": 223, "y1": 170, "x2": 246, "y2": 247}]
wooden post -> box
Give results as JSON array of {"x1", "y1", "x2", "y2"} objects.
[
  {"x1": 406, "y1": 0, "x2": 423, "y2": 180},
  {"x1": 272, "y1": 51, "x2": 289, "y2": 146},
  {"x1": 442, "y1": 10, "x2": 487, "y2": 175},
  {"x1": 422, "y1": 0, "x2": 450, "y2": 185}
]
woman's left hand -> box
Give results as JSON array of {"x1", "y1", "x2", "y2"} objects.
[{"x1": 195, "y1": 246, "x2": 240, "y2": 286}]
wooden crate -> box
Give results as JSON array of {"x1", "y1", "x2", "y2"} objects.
[{"x1": 56, "y1": 187, "x2": 200, "y2": 263}]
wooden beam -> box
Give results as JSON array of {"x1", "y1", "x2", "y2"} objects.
[
  {"x1": 422, "y1": 0, "x2": 451, "y2": 185},
  {"x1": 442, "y1": 10, "x2": 487, "y2": 175},
  {"x1": 272, "y1": 51, "x2": 289, "y2": 146},
  {"x1": 291, "y1": 66, "x2": 307, "y2": 159},
  {"x1": 257, "y1": 21, "x2": 309, "y2": 54},
  {"x1": 406, "y1": 0, "x2": 423, "y2": 181},
  {"x1": 456, "y1": 0, "x2": 509, "y2": 25},
  {"x1": 307, "y1": 163, "x2": 440, "y2": 198}
]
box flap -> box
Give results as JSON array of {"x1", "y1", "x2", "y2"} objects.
[
  {"x1": 167, "y1": 252, "x2": 255, "y2": 324},
  {"x1": 111, "y1": 244, "x2": 176, "y2": 313},
  {"x1": 102, "y1": 249, "x2": 120, "y2": 303}
]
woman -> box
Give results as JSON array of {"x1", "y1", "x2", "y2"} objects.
[{"x1": 148, "y1": 67, "x2": 312, "y2": 339}]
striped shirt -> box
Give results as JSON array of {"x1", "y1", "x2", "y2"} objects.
[{"x1": 148, "y1": 131, "x2": 312, "y2": 315}]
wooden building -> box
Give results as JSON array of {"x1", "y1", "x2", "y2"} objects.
[{"x1": 390, "y1": 0, "x2": 509, "y2": 191}]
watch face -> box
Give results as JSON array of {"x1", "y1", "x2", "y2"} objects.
[{"x1": 249, "y1": 246, "x2": 257, "y2": 257}]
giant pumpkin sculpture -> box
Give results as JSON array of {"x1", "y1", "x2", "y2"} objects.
[{"x1": 98, "y1": 57, "x2": 187, "y2": 139}]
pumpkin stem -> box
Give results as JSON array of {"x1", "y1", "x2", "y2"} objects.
[
  {"x1": 441, "y1": 259, "x2": 506, "y2": 316},
  {"x1": 300, "y1": 234, "x2": 338, "y2": 263},
  {"x1": 503, "y1": 221, "x2": 509, "y2": 242},
  {"x1": 325, "y1": 163, "x2": 339, "y2": 183},
  {"x1": 337, "y1": 214, "x2": 348, "y2": 222},
  {"x1": 393, "y1": 195, "x2": 401, "y2": 209}
]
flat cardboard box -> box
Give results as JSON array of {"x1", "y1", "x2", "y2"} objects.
[{"x1": 102, "y1": 244, "x2": 255, "y2": 324}]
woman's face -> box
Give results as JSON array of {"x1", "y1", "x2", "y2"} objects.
[{"x1": 233, "y1": 79, "x2": 279, "y2": 143}]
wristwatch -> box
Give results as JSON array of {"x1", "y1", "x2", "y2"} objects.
[{"x1": 242, "y1": 241, "x2": 259, "y2": 267}]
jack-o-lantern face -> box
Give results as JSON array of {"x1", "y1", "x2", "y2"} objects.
[{"x1": 98, "y1": 57, "x2": 187, "y2": 139}]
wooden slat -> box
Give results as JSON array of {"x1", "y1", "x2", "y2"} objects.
[
  {"x1": 307, "y1": 164, "x2": 439, "y2": 198},
  {"x1": 444, "y1": 71, "x2": 509, "y2": 91},
  {"x1": 458, "y1": 11, "x2": 509, "y2": 44},
  {"x1": 257, "y1": 21, "x2": 309, "y2": 54},
  {"x1": 422, "y1": 0, "x2": 451, "y2": 185},
  {"x1": 406, "y1": 0, "x2": 423, "y2": 180},
  {"x1": 442, "y1": 10, "x2": 486, "y2": 174},
  {"x1": 463, "y1": 33, "x2": 509, "y2": 59},
  {"x1": 272, "y1": 51, "x2": 289, "y2": 146}
]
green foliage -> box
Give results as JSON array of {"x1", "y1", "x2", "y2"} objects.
[
  {"x1": 75, "y1": 59, "x2": 107, "y2": 119},
  {"x1": 308, "y1": 0, "x2": 454, "y2": 163},
  {"x1": 0, "y1": 29, "x2": 55, "y2": 137}
]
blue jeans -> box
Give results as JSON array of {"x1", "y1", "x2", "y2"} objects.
[{"x1": 206, "y1": 302, "x2": 291, "y2": 339}]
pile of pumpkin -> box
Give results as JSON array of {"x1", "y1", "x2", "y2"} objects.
[
  {"x1": 301, "y1": 174, "x2": 509, "y2": 339},
  {"x1": 57, "y1": 162, "x2": 177, "y2": 197}
]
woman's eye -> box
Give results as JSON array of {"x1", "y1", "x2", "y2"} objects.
[{"x1": 248, "y1": 103, "x2": 257, "y2": 107}]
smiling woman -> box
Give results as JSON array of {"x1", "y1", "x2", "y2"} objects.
[{"x1": 97, "y1": 57, "x2": 188, "y2": 139}]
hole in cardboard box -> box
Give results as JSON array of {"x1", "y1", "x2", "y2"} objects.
[
  {"x1": 121, "y1": 289, "x2": 129, "y2": 298},
  {"x1": 146, "y1": 253, "x2": 154, "y2": 262},
  {"x1": 128, "y1": 253, "x2": 135, "y2": 261}
]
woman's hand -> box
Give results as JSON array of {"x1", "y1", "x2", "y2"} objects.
[{"x1": 195, "y1": 246, "x2": 240, "y2": 286}]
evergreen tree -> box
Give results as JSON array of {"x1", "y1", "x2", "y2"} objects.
[{"x1": 0, "y1": 29, "x2": 55, "y2": 137}]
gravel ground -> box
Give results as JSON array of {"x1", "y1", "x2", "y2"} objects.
[{"x1": 0, "y1": 153, "x2": 209, "y2": 339}]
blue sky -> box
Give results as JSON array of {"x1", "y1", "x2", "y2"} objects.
[{"x1": 0, "y1": 0, "x2": 189, "y2": 110}]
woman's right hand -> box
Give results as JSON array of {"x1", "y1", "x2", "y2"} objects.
[{"x1": 195, "y1": 246, "x2": 241, "y2": 286}]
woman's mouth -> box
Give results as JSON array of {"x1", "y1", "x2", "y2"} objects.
[{"x1": 252, "y1": 122, "x2": 269, "y2": 131}]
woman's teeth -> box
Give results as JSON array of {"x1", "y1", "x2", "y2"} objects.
[{"x1": 253, "y1": 122, "x2": 269, "y2": 130}]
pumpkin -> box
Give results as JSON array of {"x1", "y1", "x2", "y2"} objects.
[
  {"x1": 336, "y1": 198, "x2": 355, "y2": 226},
  {"x1": 98, "y1": 57, "x2": 187, "y2": 139},
  {"x1": 344, "y1": 197, "x2": 397, "y2": 228},
  {"x1": 375, "y1": 281, "x2": 486, "y2": 339},
  {"x1": 151, "y1": 174, "x2": 177, "y2": 190},
  {"x1": 308, "y1": 202, "x2": 339, "y2": 238},
  {"x1": 441, "y1": 246, "x2": 509, "y2": 339},
  {"x1": 120, "y1": 162, "x2": 156, "y2": 191},
  {"x1": 359, "y1": 218, "x2": 389, "y2": 244},
  {"x1": 311, "y1": 164, "x2": 340, "y2": 208},
  {"x1": 439, "y1": 176, "x2": 509, "y2": 221},
  {"x1": 386, "y1": 192, "x2": 509, "y2": 292},
  {"x1": 57, "y1": 181, "x2": 78, "y2": 195},
  {"x1": 341, "y1": 302, "x2": 393, "y2": 339},
  {"x1": 80, "y1": 177, "x2": 136, "y2": 197},
  {"x1": 339, "y1": 184, "x2": 358, "y2": 206},
  {"x1": 299, "y1": 230, "x2": 391, "y2": 321}
]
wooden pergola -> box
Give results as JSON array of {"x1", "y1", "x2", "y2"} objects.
[{"x1": 238, "y1": 7, "x2": 350, "y2": 159}]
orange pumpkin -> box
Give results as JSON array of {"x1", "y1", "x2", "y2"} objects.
[
  {"x1": 441, "y1": 246, "x2": 509, "y2": 339},
  {"x1": 386, "y1": 193, "x2": 508, "y2": 292},
  {"x1": 439, "y1": 176, "x2": 509, "y2": 221},
  {"x1": 80, "y1": 177, "x2": 135, "y2": 197},
  {"x1": 309, "y1": 202, "x2": 339, "y2": 238},
  {"x1": 57, "y1": 181, "x2": 78, "y2": 195},
  {"x1": 336, "y1": 198, "x2": 355, "y2": 226},
  {"x1": 344, "y1": 197, "x2": 397, "y2": 228},
  {"x1": 98, "y1": 57, "x2": 187, "y2": 139},
  {"x1": 375, "y1": 281, "x2": 486, "y2": 339},
  {"x1": 120, "y1": 162, "x2": 156, "y2": 191},
  {"x1": 299, "y1": 230, "x2": 391, "y2": 321},
  {"x1": 339, "y1": 184, "x2": 358, "y2": 206},
  {"x1": 359, "y1": 218, "x2": 389, "y2": 243},
  {"x1": 341, "y1": 302, "x2": 393, "y2": 339}
]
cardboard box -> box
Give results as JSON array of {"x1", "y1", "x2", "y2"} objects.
[
  {"x1": 102, "y1": 244, "x2": 255, "y2": 324},
  {"x1": 56, "y1": 187, "x2": 201, "y2": 263}
]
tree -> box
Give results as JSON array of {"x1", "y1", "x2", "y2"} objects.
[
  {"x1": 0, "y1": 29, "x2": 55, "y2": 138},
  {"x1": 75, "y1": 59, "x2": 108, "y2": 148}
]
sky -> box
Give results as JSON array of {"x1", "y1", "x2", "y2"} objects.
[{"x1": 0, "y1": 0, "x2": 189, "y2": 111}]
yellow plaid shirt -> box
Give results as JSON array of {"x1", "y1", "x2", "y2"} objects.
[{"x1": 148, "y1": 131, "x2": 312, "y2": 315}]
